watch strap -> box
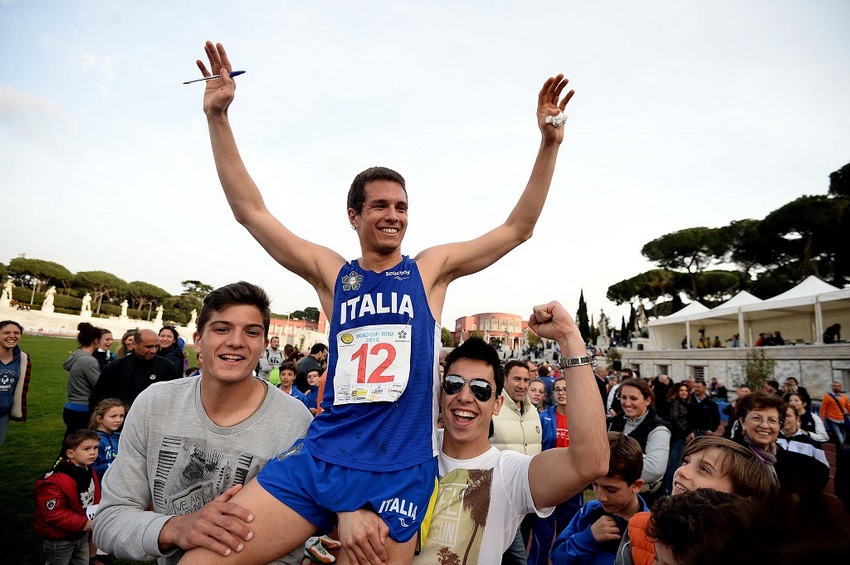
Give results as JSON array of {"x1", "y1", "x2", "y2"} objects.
[{"x1": 559, "y1": 354, "x2": 594, "y2": 369}]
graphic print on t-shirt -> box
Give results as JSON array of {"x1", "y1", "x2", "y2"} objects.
[
  {"x1": 152, "y1": 434, "x2": 257, "y2": 514},
  {"x1": 420, "y1": 468, "x2": 492, "y2": 564}
]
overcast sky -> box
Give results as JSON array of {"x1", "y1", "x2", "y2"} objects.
[{"x1": 2, "y1": 1, "x2": 848, "y2": 329}]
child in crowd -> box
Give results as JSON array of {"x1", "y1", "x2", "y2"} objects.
[
  {"x1": 647, "y1": 489, "x2": 753, "y2": 565},
  {"x1": 528, "y1": 378, "x2": 548, "y2": 412},
  {"x1": 278, "y1": 361, "x2": 308, "y2": 406},
  {"x1": 550, "y1": 432, "x2": 648, "y2": 564},
  {"x1": 304, "y1": 369, "x2": 322, "y2": 416},
  {"x1": 89, "y1": 398, "x2": 125, "y2": 479},
  {"x1": 613, "y1": 436, "x2": 775, "y2": 565},
  {"x1": 34, "y1": 429, "x2": 102, "y2": 565}
]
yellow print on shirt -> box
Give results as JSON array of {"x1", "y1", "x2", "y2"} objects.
[{"x1": 419, "y1": 468, "x2": 493, "y2": 564}]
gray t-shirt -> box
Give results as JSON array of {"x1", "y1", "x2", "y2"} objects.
[{"x1": 93, "y1": 377, "x2": 312, "y2": 564}]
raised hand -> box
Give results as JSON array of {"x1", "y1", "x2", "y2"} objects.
[
  {"x1": 527, "y1": 301, "x2": 580, "y2": 343},
  {"x1": 196, "y1": 41, "x2": 237, "y2": 116},
  {"x1": 537, "y1": 74, "x2": 574, "y2": 145}
]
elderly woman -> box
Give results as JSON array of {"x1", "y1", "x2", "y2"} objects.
[
  {"x1": 735, "y1": 392, "x2": 829, "y2": 499},
  {"x1": 607, "y1": 377, "x2": 671, "y2": 505}
]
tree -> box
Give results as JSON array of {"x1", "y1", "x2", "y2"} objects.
[
  {"x1": 759, "y1": 194, "x2": 848, "y2": 285},
  {"x1": 829, "y1": 161, "x2": 850, "y2": 198},
  {"x1": 641, "y1": 227, "x2": 728, "y2": 299},
  {"x1": 290, "y1": 307, "x2": 320, "y2": 322},
  {"x1": 126, "y1": 281, "x2": 171, "y2": 311},
  {"x1": 441, "y1": 327, "x2": 453, "y2": 347},
  {"x1": 737, "y1": 349, "x2": 775, "y2": 391},
  {"x1": 74, "y1": 271, "x2": 128, "y2": 313},
  {"x1": 693, "y1": 270, "x2": 741, "y2": 305},
  {"x1": 7, "y1": 257, "x2": 73, "y2": 295},
  {"x1": 575, "y1": 290, "x2": 590, "y2": 341},
  {"x1": 181, "y1": 280, "x2": 214, "y2": 300},
  {"x1": 607, "y1": 269, "x2": 681, "y2": 308}
]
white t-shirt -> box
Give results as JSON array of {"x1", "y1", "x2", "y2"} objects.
[{"x1": 417, "y1": 431, "x2": 553, "y2": 563}]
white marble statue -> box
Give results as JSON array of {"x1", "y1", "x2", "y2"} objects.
[
  {"x1": 2, "y1": 280, "x2": 14, "y2": 302},
  {"x1": 155, "y1": 304, "x2": 164, "y2": 323},
  {"x1": 120, "y1": 300, "x2": 129, "y2": 318},
  {"x1": 189, "y1": 309, "x2": 197, "y2": 325},
  {"x1": 42, "y1": 286, "x2": 56, "y2": 313},
  {"x1": 80, "y1": 292, "x2": 92, "y2": 318}
]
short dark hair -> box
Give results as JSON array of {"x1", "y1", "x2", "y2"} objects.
[
  {"x1": 310, "y1": 343, "x2": 328, "y2": 355},
  {"x1": 280, "y1": 361, "x2": 297, "y2": 374},
  {"x1": 197, "y1": 282, "x2": 271, "y2": 336},
  {"x1": 735, "y1": 392, "x2": 786, "y2": 424},
  {"x1": 64, "y1": 429, "x2": 100, "y2": 453},
  {"x1": 159, "y1": 325, "x2": 179, "y2": 343},
  {"x1": 444, "y1": 338, "x2": 504, "y2": 395},
  {"x1": 504, "y1": 360, "x2": 528, "y2": 381},
  {"x1": 607, "y1": 432, "x2": 644, "y2": 485},
  {"x1": 648, "y1": 489, "x2": 752, "y2": 563},
  {"x1": 347, "y1": 166, "x2": 407, "y2": 214}
]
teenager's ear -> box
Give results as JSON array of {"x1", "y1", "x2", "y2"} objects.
[
  {"x1": 632, "y1": 479, "x2": 644, "y2": 493},
  {"x1": 493, "y1": 394, "x2": 504, "y2": 416}
]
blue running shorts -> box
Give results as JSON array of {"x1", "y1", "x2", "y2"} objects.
[{"x1": 258, "y1": 439, "x2": 438, "y2": 542}]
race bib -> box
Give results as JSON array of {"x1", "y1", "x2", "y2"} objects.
[{"x1": 334, "y1": 323, "x2": 412, "y2": 404}]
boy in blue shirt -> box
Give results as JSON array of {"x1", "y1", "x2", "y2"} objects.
[{"x1": 551, "y1": 432, "x2": 648, "y2": 565}]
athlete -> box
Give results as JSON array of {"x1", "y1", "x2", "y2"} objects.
[{"x1": 181, "y1": 40, "x2": 575, "y2": 565}]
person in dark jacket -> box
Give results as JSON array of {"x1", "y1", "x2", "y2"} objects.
[
  {"x1": 663, "y1": 381, "x2": 692, "y2": 495},
  {"x1": 607, "y1": 378, "x2": 670, "y2": 507},
  {"x1": 687, "y1": 379, "x2": 720, "y2": 437},
  {"x1": 156, "y1": 325, "x2": 184, "y2": 372},
  {"x1": 89, "y1": 329, "x2": 179, "y2": 410}
]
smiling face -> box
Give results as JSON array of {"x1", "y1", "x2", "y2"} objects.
[
  {"x1": 279, "y1": 369, "x2": 295, "y2": 390},
  {"x1": 100, "y1": 332, "x2": 113, "y2": 350},
  {"x1": 440, "y1": 357, "x2": 503, "y2": 459},
  {"x1": 159, "y1": 329, "x2": 175, "y2": 349},
  {"x1": 671, "y1": 447, "x2": 734, "y2": 495},
  {"x1": 676, "y1": 384, "x2": 689, "y2": 400},
  {"x1": 98, "y1": 406, "x2": 126, "y2": 433},
  {"x1": 739, "y1": 407, "x2": 781, "y2": 450},
  {"x1": 504, "y1": 365, "x2": 531, "y2": 405},
  {"x1": 349, "y1": 180, "x2": 408, "y2": 255},
  {"x1": 193, "y1": 304, "x2": 268, "y2": 385},
  {"x1": 782, "y1": 406, "x2": 799, "y2": 436},
  {"x1": 0, "y1": 322, "x2": 22, "y2": 352},
  {"x1": 620, "y1": 385, "x2": 651, "y2": 419}
]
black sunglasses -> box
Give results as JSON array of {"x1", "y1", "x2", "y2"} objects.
[{"x1": 442, "y1": 374, "x2": 494, "y2": 402}]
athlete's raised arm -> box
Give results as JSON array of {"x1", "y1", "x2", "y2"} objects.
[
  {"x1": 416, "y1": 75, "x2": 574, "y2": 304},
  {"x1": 198, "y1": 41, "x2": 344, "y2": 304}
]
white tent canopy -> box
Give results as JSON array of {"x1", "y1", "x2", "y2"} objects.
[{"x1": 648, "y1": 276, "x2": 850, "y2": 349}]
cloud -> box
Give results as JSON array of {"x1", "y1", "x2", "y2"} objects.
[
  {"x1": 76, "y1": 51, "x2": 114, "y2": 91},
  {"x1": 0, "y1": 85, "x2": 76, "y2": 140}
]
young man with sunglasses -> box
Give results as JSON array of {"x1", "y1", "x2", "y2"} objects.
[
  {"x1": 339, "y1": 301, "x2": 609, "y2": 562},
  {"x1": 184, "y1": 40, "x2": 576, "y2": 565}
]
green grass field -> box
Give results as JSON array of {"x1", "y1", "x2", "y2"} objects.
[{"x1": 0, "y1": 335, "x2": 196, "y2": 564}]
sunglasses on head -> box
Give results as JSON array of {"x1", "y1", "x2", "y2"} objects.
[{"x1": 442, "y1": 374, "x2": 494, "y2": 402}]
